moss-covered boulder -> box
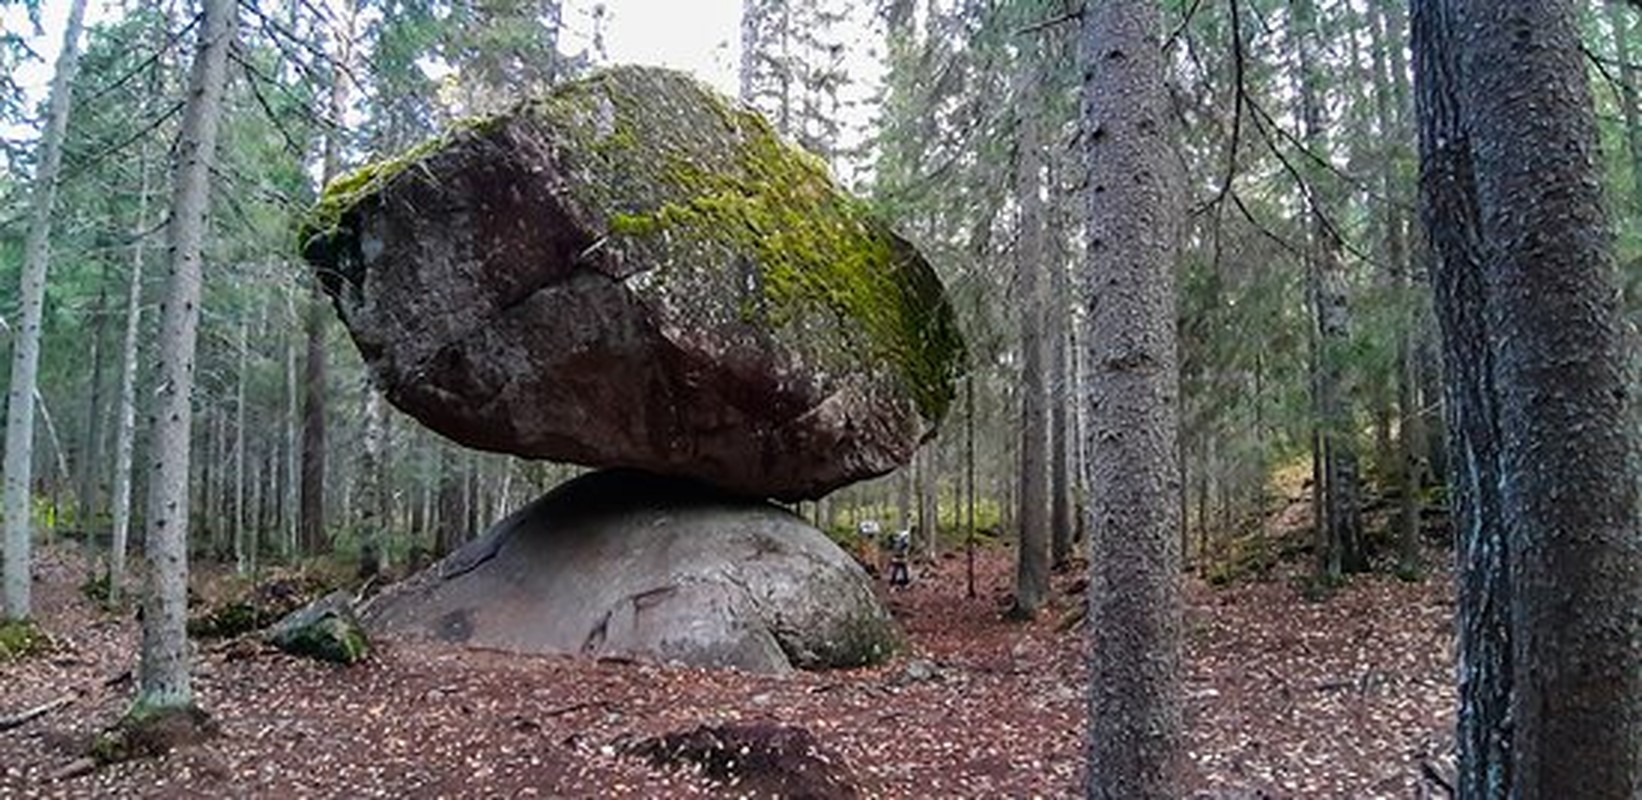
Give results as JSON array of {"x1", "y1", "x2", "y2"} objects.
[
  {"x1": 301, "y1": 66, "x2": 964, "y2": 500},
  {"x1": 264, "y1": 591, "x2": 370, "y2": 665},
  {"x1": 364, "y1": 469, "x2": 901, "y2": 674}
]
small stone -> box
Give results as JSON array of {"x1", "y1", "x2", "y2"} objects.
[{"x1": 902, "y1": 658, "x2": 939, "y2": 683}]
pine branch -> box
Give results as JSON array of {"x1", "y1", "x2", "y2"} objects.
[{"x1": 74, "y1": 13, "x2": 198, "y2": 110}]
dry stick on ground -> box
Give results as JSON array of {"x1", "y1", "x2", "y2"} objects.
[{"x1": 0, "y1": 690, "x2": 81, "y2": 732}]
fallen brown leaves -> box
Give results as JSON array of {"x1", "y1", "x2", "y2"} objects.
[{"x1": 1, "y1": 545, "x2": 1455, "y2": 798}]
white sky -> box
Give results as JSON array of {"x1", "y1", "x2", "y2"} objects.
[
  {"x1": 5, "y1": 0, "x2": 858, "y2": 123},
  {"x1": 571, "y1": 0, "x2": 743, "y2": 96},
  {"x1": 6, "y1": 0, "x2": 881, "y2": 181}
]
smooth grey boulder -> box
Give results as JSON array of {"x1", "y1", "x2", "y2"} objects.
[
  {"x1": 362, "y1": 470, "x2": 900, "y2": 674},
  {"x1": 299, "y1": 66, "x2": 964, "y2": 501}
]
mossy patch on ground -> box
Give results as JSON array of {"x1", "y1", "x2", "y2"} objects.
[{"x1": 0, "y1": 618, "x2": 51, "y2": 662}]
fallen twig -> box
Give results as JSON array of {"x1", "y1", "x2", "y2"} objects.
[
  {"x1": 0, "y1": 691, "x2": 80, "y2": 732},
  {"x1": 48, "y1": 756, "x2": 98, "y2": 782}
]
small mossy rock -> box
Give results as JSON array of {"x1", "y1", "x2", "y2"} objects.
[
  {"x1": 265, "y1": 590, "x2": 370, "y2": 665},
  {"x1": 364, "y1": 469, "x2": 901, "y2": 674},
  {"x1": 91, "y1": 703, "x2": 217, "y2": 764},
  {"x1": 300, "y1": 66, "x2": 965, "y2": 501}
]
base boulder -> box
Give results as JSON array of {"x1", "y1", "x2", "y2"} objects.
[{"x1": 364, "y1": 470, "x2": 899, "y2": 674}]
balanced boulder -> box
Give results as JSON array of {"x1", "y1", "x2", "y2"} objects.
[
  {"x1": 362, "y1": 470, "x2": 901, "y2": 674},
  {"x1": 301, "y1": 66, "x2": 965, "y2": 500}
]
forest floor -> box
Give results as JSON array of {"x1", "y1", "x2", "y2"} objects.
[{"x1": 2, "y1": 528, "x2": 1456, "y2": 799}]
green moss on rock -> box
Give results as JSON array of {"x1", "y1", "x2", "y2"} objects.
[
  {"x1": 265, "y1": 590, "x2": 370, "y2": 665},
  {"x1": 525, "y1": 68, "x2": 965, "y2": 420},
  {"x1": 303, "y1": 66, "x2": 965, "y2": 423}
]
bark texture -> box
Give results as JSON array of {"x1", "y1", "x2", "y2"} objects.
[
  {"x1": 109, "y1": 144, "x2": 151, "y2": 607},
  {"x1": 1013, "y1": 44, "x2": 1050, "y2": 618},
  {"x1": 1417, "y1": 0, "x2": 1641, "y2": 795},
  {"x1": 2, "y1": 0, "x2": 88, "y2": 621},
  {"x1": 1291, "y1": 0, "x2": 1362, "y2": 578},
  {"x1": 137, "y1": 0, "x2": 236, "y2": 710},
  {"x1": 1080, "y1": 0, "x2": 1184, "y2": 796},
  {"x1": 1457, "y1": 1, "x2": 1640, "y2": 794},
  {"x1": 1412, "y1": 2, "x2": 1511, "y2": 790}
]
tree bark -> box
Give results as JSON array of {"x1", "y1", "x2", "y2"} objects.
[
  {"x1": 109, "y1": 138, "x2": 153, "y2": 607},
  {"x1": 1413, "y1": 3, "x2": 1511, "y2": 789},
  {"x1": 78, "y1": 262, "x2": 110, "y2": 542},
  {"x1": 2, "y1": 0, "x2": 88, "y2": 621},
  {"x1": 1369, "y1": 0, "x2": 1423, "y2": 576},
  {"x1": 301, "y1": 2, "x2": 357, "y2": 556},
  {"x1": 233, "y1": 316, "x2": 248, "y2": 574},
  {"x1": 1081, "y1": 0, "x2": 1184, "y2": 795},
  {"x1": 1456, "y1": 1, "x2": 1640, "y2": 794},
  {"x1": 1049, "y1": 160, "x2": 1073, "y2": 572},
  {"x1": 1011, "y1": 40, "x2": 1051, "y2": 619},
  {"x1": 137, "y1": 0, "x2": 236, "y2": 711},
  {"x1": 1295, "y1": 0, "x2": 1364, "y2": 577}
]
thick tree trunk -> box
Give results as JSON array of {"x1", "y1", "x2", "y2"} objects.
[
  {"x1": 136, "y1": 0, "x2": 235, "y2": 711},
  {"x1": 435, "y1": 449, "x2": 468, "y2": 557},
  {"x1": 1413, "y1": 3, "x2": 1511, "y2": 790},
  {"x1": 2, "y1": 0, "x2": 88, "y2": 621},
  {"x1": 1457, "y1": 1, "x2": 1640, "y2": 794},
  {"x1": 1081, "y1": 0, "x2": 1184, "y2": 795},
  {"x1": 1011, "y1": 43, "x2": 1051, "y2": 619}
]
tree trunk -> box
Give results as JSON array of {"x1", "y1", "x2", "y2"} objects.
[
  {"x1": 919, "y1": 439, "x2": 938, "y2": 560},
  {"x1": 435, "y1": 448, "x2": 468, "y2": 557},
  {"x1": 1369, "y1": 0, "x2": 1423, "y2": 576},
  {"x1": 1293, "y1": 0, "x2": 1362, "y2": 577},
  {"x1": 1457, "y1": 1, "x2": 1640, "y2": 793},
  {"x1": 357, "y1": 379, "x2": 388, "y2": 577},
  {"x1": 109, "y1": 139, "x2": 153, "y2": 607},
  {"x1": 233, "y1": 317, "x2": 248, "y2": 574},
  {"x1": 1011, "y1": 41, "x2": 1051, "y2": 619},
  {"x1": 136, "y1": 0, "x2": 235, "y2": 712},
  {"x1": 964, "y1": 374, "x2": 976, "y2": 599},
  {"x1": 301, "y1": 4, "x2": 357, "y2": 557},
  {"x1": 1049, "y1": 212, "x2": 1073, "y2": 570},
  {"x1": 78, "y1": 262, "x2": 110, "y2": 542},
  {"x1": 1414, "y1": 4, "x2": 1511, "y2": 789},
  {"x1": 2, "y1": 0, "x2": 88, "y2": 621},
  {"x1": 283, "y1": 293, "x2": 299, "y2": 559},
  {"x1": 1081, "y1": 0, "x2": 1184, "y2": 795}
]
